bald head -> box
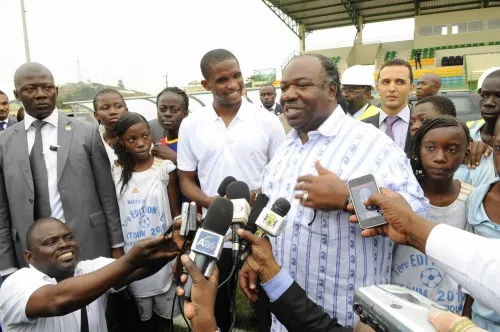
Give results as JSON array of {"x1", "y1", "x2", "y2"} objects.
[
  {"x1": 416, "y1": 73, "x2": 441, "y2": 99},
  {"x1": 13, "y1": 62, "x2": 57, "y2": 120},
  {"x1": 14, "y1": 62, "x2": 54, "y2": 88}
]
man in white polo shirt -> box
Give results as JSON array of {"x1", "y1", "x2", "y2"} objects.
[
  {"x1": 0, "y1": 217, "x2": 180, "y2": 332},
  {"x1": 177, "y1": 48, "x2": 285, "y2": 331}
]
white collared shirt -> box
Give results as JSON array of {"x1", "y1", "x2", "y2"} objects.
[
  {"x1": 262, "y1": 105, "x2": 428, "y2": 329},
  {"x1": 100, "y1": 133, "x2": 119, "y2": 167},
  {"x1": 178, "y1": 99, "x2": 286, "y2": 196},
  {"x1": 352, "y1": 103, "x2": 369, "y2": 120},
  {"x1": 178, "y1": 100, "x2": 286, "y2": 248},
  {"x1": 378, "y1": 105, "x2": 410, "y2": 151},
  {"x1": 0, "y1": 257, "x2": 118, "y2": 332},
  {"x1": 261, "y1": 102, "x2": 279, "y2": 114},
  {"x1": 24, "y1": 111, "x2": 64, "y2": 221}
]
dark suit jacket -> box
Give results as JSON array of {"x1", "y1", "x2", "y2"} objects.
[
  {"x1": 362, "y1": 113, "x2": 413, "y2": 158},
  {"x1": 0, "y1": 112, "x2": 124, "y2": 270},
  {"x1": 5, "y1": 118, "x2": 17, "y2": 128},
  {"x1": 268, "y1": 281, "x2": 353, "y2": 332}
]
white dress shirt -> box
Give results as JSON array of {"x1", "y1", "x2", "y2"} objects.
[
  {"x1": 0, "y1": 258, "x2": 120, "y2": 332},
  {"x1": 261, "y1": 103, "x2": 280, "y2": 115},
  {"x1": 426, "y1": 223, "x2": 500, "y2": 315},
  {"x1": 100, "y1": 133, "x2": 119, "y2": 167},
  {"x1": 352, "y1": 103, "x2": 369, "y2": 120},
  {"x1": 262, "y1": 106, "x2": 428, "y2": 329},
  {"x1": 378, "y1": 106, "x2": 410, "y2": 151},
  {"x1": 24, "y1": 111, "x2": 64, "y2": 221}
]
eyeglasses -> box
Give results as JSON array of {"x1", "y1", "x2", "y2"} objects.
[{"x1": 341, "y1": 87, "x2": 365, "y2": 94}]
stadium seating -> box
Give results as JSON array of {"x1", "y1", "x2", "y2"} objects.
[
  {"x1": 330, "y1": 56, "x2": 342, "y2": 64},
  {"x1": 373, "y1": 40, "x2": 500, "y2": 91},
  {"x1": 384, "y1": 51, "x2": 397, "y2": 62}
]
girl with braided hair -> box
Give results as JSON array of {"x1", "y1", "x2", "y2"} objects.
[{"x1": 392, "y1": 116, "x2": 474, "y2": 316}]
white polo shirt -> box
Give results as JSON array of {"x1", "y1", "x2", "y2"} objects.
[
  {"x1": 0, "y1": 257, "x2": 118, "y2": 332},
  {"x1": 178, "y1": 100, "x2": 286, "y2": 247},
  {"x1": 178, "y1": 99, "x2": 285, "y2": 197}
]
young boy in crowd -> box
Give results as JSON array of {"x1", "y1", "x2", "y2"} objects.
[
  {"x1": 151, "y1": 87, "x2": 190, "y2": 164},
  {"x1": 466, "y1": 71, "x2": 500, "y2": 331}
]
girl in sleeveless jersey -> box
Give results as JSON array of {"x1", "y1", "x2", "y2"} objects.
[{"x1": 113, "y1": 112, "x2": 181, "y2": 331}]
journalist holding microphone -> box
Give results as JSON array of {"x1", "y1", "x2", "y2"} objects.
[
  {"x1": 176, "y1": 187, "x2": 498, "y2": 332},
  {"x1": 175, "y1": 228, "x2": 354, "y2": 332}
]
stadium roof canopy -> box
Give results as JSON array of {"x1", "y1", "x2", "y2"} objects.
[{"x1": 262, "y1": 0, "x2": 498, "y2": 36}]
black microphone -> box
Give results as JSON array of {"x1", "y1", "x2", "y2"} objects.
[
  {"x1": 183, "y1": 197, "x2": 233, "y2": 300},
  {"x1": 255, "y1": 197, "x2": 291, "y2": 237},
  {"x1": 217, "y1": 176, "x2": 237, "y2": 197},
  {"x1": 226, "y1": 181, "x2": 250, "y2": 264},
  {"x1": 239, "y1": 193, "x2": 269, "y2": 257},
  {"x1": 241, "y1": 197, "x2": 291, "y2": 261}
]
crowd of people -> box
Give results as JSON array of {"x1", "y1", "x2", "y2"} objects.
[{"x1": 0, "y1": 48, "x2": 498, "y2": 332}]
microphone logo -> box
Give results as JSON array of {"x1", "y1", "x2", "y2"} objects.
[
  {"x1": 194, "y1": 231, "x2": 219, "y2": 253},
  {"x1": 263, "y1": 213, "x2": 278, "y2": 228},
  {"x1": 233, "y1": 205, "x2": 244, "y2": 213}
]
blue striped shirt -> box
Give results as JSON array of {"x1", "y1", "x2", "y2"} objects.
[{"x1": 262, "y1": 106, "x2": 428, "y2": 330}]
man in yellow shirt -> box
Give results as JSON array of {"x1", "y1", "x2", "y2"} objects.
[{"x1": 341, "y1": 65, "x2": 380, "y2": 120}]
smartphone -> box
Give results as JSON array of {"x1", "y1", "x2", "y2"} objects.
[{"x1": 347, "y1": 174, "x2": 386, "y2": 229}]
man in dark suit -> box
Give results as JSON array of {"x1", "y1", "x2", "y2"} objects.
[
  {"x1": 363, "y1": 59, "x2": 414, "y2": 158},
  {"x1": 260, "y1": 84, "x2": 283, "y2": 116},
  {"x1": 0, "y1": 90, "x2": 17, "y2": 131},
  {"x1": 0, "y1": 62, "x2": 124, "y2": 280}
]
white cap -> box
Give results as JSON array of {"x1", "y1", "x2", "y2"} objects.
[
  {"x1": 476, "y1": 67, "x2": 500, "y2": 93},
  {"x1": 341, "y1": 65, "x2": 374, "y2": 87}
]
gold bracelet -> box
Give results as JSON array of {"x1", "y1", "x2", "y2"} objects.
[{"x1": 449, "y1": 317, "x2": 476, "y2": 332}]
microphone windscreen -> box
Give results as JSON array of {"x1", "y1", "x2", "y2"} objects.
[
  {"x1": 247, "y1": 194, "x2": 269, "y2": 229},
  {"x1": 217, "y1": 176, "x2": 237, "y2": 196},
  {"x1": 203, "y1": 197, "x2": 234, "y2": 235},
  {"x1": 272, "y1": 198, "x2": 291, "y2": 217},
  {"x1": 226, "y1": 181, "x2": 250, "y2": 202}
]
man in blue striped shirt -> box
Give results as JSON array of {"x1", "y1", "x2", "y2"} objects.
[{"x1": 241, "y1": 54, "x2": 428, "y2": 331}]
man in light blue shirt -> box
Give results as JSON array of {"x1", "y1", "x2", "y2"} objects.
[{"x1": 240, "y1": 54, "x2": 428, "y2": 330}]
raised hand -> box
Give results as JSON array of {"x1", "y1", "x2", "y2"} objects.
[{"x1": 295, "y1": 160, "x2": 350, "y2": 210}]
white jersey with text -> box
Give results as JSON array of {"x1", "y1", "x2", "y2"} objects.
[
  {"x1": 391, "y1": 182, "x2": 474, "y2": 314},
  {"x1": 113, "y1": 158, "x2": 176, "y2": 297}
]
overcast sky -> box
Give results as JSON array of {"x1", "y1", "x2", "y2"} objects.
[{"x1": 1, "y1": 0, "x2": 414, "y2": 99}]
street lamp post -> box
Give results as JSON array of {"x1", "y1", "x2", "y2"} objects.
[{"x1": 20, "y1": 0, "x2": 31, "y2": 62}]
